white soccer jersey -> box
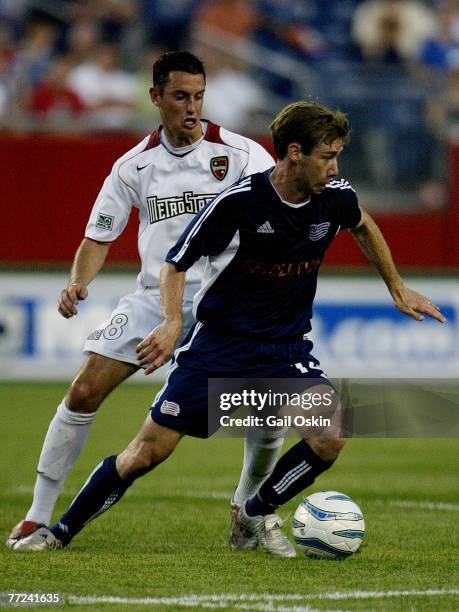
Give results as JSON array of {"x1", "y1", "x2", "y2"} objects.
[{"x1": 85, "y1": 121, "x2": 274, "y2": 295}]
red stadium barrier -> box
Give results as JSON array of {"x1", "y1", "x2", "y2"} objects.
[
  {"x1": 447, "y1": 142, "x2": 459, "y2": 267},
  {"x1": 0, "y1": 133, "x2": 457, "y2": 268},
  {"x1": 1, "y1": 133, "x2": 140, "y2": 263},
  {"x1": 326, "y1": 211, "x2": 449, "y2": 267}
]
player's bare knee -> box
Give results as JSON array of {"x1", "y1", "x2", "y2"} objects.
[
  {"x1": 307, "y1": 437, "x2": 346, "y2": 461},
  {"x1": 120, "y1": 446, "x2": 153, "y2": 475},
  {"x1": 66, "y1": 379, "x2": 102, "y2": 413},
  {"x1": 116, "y1": 419, "x2": 180, "y2": 479},
  {"x1": 116, "y1": 440, "x2": 169, "y2": 479}
]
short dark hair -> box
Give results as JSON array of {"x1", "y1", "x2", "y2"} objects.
[
  {"x1": 153, "y1": 51, "x2": 206, "y2": 92},
  {"x1": 270, "y1": 102, "x2": 350, "y2": 159}
]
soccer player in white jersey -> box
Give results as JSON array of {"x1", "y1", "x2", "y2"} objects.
[{"x1": 7, "y1": 51, "x2": 278, "y2": 551}]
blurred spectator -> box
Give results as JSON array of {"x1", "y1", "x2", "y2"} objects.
[
  {"x1": 58, "y1": 0, "x2": 138, "y2": 43},
  {"x1": 418, "y1": 1, "x2": 459, "y2": 149},
  {"x1": 80, "y1": 0, "x2": 141, "y2": 70},
  {"x1": 0, "y1": 54, "x2": 11, "y2": 127},
  {"x1": 6, "y1": 15, "x2": 60, "y2": 128},
  {"x1": 250, "y1": 0, "x2": 328, "y2": 98},
  {"x1": 347, "y1": 0, "x2": 438, "y2": 193},
  {"x1": 84, "y1": 0, "x2": 138, "y2": 44},
  {"x1": 197, "y1": 44, "x2": 266, "y2": 132},
  {"x1": 141, "y1": 0, "x2": 200, "y2": 50},
  {"x1": 29, "y1": 56, "x2": 85, "y2": 131},
  {"x1": 419, "y1": 1, "x2": 459, "y2": 72},
  {"x1": 11, "y1": 16, "x2": 59, "y2": 87},
  {"x1": 64, "y1": 18, "x2": 101, "y2": 64},
  {"x1": 352, "y1": 0, "x2": 436, "y2": 63},
  {"x1": 132, "y1": 45, "x2": 163, "y2": 132},
  {"x1": 67, "y1": 42, "x2": 136, "y2": 130},
  {"x1": 193, "y1": 0, "x2": 259, "y2": 38},
  {"x1": 0, "y1": 0, "x2": 28, "y2": 39},
  {"x1": 52, "y1": 1, "x2": 140, "y2": 70},
  {"x1": 253, "y1": 0, "x2": 328, "y2": 61},
  {"x1": 309, "y1": 0, "x2": 361, "y2": 61},
  {"x1": 0, "y1": 23, "x2": 16, "y2": 127},
  {"x1": 0, "y1": 22, "x2": 14, "y2": 66}
]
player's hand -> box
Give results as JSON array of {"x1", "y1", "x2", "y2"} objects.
[
  {"x1": 392, "y1": 286, "x2": 446, "y2": 323},
  {"x1": 136, "y1": 319, "x2": 183, "y2": 375},
  {"x1": 58, "y1": 282, "x2": 88, "y2": 318}
]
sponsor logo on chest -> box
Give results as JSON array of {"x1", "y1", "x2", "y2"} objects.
[
  {"x1": 146, "y1": 191, "x2": 215, "y2": 224},
  {"x1": 243, "y1": 257, "x2": 322, "y2": 277}
]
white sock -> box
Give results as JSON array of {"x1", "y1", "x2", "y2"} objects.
[
  {"x1": 26, "y1": 474, "x2": 62, "y2": 526},
  {"x1": 232, "y1": 427, "x2": 286, "y2": 507},
  {"x1": 25, "y1": 400, "x2": 96, "y2": 525}
]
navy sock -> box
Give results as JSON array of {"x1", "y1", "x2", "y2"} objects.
[
  {"x1": 50, "y1": 455, "x2": 133, "y2": 546},
  {"x1": 246, "y1": 440, "x2": 334, "y2": 516}
]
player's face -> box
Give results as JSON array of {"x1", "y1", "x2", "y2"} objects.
[
  {"x1": 150, "y1": 71, "x2": 205, "y2": 147},
  {"x1": 298, "y1": 138, "x2": 343, "y2": 195}
]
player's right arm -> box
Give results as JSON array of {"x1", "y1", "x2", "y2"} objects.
[
  {"x1": 60, "y1": 139, "x2": 142, "y2": 318},
  {"x1": 58, "y1": 238, "x2": 110, "y2": 318},
  {"x1": 136, "y1": 263, "x2": 185, "y2": 374},
  {"x1": 136, "y1": 183, "x2": 246, "y2": 372}
]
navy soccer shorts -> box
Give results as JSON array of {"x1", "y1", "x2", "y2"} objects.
[{"x1": 151, "y1": 322, "x2": 332, "y2": 438}]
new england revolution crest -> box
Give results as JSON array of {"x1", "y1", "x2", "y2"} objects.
[{"x1": 210, "y1": 156, "x2": 228, "y2": 180}]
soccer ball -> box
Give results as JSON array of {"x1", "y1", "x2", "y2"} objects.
[{"x1": 292, "y1": 491, "x2": 365, "y2": 559}]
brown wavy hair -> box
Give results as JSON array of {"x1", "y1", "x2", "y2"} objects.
[{"x1": 270, "y1": 101, "x2": 350, "y2": 159}]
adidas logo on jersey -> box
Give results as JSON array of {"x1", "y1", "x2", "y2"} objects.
[{"x1": 257, "y1": 220, "x2": 275, "y2": 234}]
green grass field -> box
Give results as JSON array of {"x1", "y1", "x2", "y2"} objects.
[{"x1": 1, "y1": 382, "x2": 458, "y2": 611}]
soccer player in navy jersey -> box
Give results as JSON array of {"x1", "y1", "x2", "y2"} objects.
[{"x1": 17, "y1": 101, "x2": 445, "y2": 556}]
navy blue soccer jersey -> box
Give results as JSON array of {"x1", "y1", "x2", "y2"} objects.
[{"x1": 167, "y1": 169, "x2": 361, "y2": 341}]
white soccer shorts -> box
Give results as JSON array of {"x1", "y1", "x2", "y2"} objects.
[{"x1": 83, "y1": 287, "x2": 196, "y2": 366}]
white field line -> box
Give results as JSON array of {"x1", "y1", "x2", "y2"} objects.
[
  {"x1": 384, "y1": 500, "x2": 459, "y2": 512},
  {"x1": 7, "y1": 485, "x2": 229, "y2": 500},
  {"x1": 67, "y1": 589, "x2": 459, "y2": 609},
  {"x1": 7, "y1": 485, "x2": 459, "y2": 512}
]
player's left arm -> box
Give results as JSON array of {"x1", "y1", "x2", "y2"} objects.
[{"x1": 350, "y1": 208, "x2": 446, "y2": 323}]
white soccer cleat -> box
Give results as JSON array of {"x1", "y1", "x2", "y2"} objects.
[
  {"x1": 7, "y1": 525, "x2": 62, "y2": 552},
  {"x1": 229, "y1": 501, "x2": 258, "y2": 550},
  {"x1": 239, "y1": 503, "x2": 296, "y2": 557},
  {"x1": 6, "y1": 520, "x2": 42, "y2": 550}
]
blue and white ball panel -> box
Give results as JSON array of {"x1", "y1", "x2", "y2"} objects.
[
  {"x1": 292, "y1": 490, "x2": 365, "y2": 559},
  {"x1": 293, "y1": 537, "x2": 355, "y2": 559}
]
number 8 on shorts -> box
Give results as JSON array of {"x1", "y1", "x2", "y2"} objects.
[{"x1": 103, "y1": 314, "x2": 128, "y2": 340}]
